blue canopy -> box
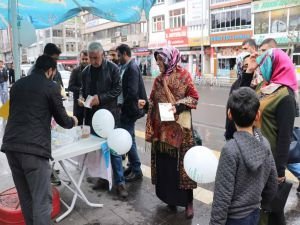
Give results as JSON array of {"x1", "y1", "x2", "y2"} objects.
[
  {"x1": 0, "y1": 0, "x2": 155, "y2": 80},
  {"x1": 0, "y1": 0, "x2": 155, "y2": 29}
]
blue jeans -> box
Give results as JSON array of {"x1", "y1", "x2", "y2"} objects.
[
  {"x1": 110, "y1": 153, "x2": 125, "y2": 185},
  {"x1": 121, "y1": 118, "x2": 142, "y2": 175},
  {"x1": 0, "y1": 82, "x2": 8, "y2": 104},
  {"x1": 287, "y1": 163, "x2": 300, "y2": 179},
  {"x1": 226, "y1": 209, "x2": 260, "y2": 225}
]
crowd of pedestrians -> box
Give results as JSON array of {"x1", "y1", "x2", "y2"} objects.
[{"x1": 0, "y1": 37, "x2": 299, "y2": 225}]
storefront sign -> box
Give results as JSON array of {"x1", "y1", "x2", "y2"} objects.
[
  {"x1": 165, "y1": 26, "x2": 188, "y2": 47},
  {"x1": 188, "y1": 37, "x2": 210, "y2": 46},
  {"x1": 252, "y1": 0, "x2": 300, "y2": 13},
  {"x1": 148, "y1": 41, "x2": 167, "y2": 49},
  {"x1": 210, "y1": 30, "x2": 253, "y2": 45},
  {"x1": 254, "y1": 32, "x2": 300, "y2": 45}
]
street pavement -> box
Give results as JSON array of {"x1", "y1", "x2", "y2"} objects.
[{"x1": 0, "y1": 80, "x2": 300, "y2": 225}]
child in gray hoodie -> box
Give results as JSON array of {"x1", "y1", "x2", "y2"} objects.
[{"x1": 210, "y1": 87, "x2": 278, "y2": 225}]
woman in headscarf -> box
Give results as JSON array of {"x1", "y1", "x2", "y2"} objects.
[
  {"x1": 247, "y1": 48, "x2": 297, "y2": 225},
  {"x1": 225, "y1": 51, "x2": 252, "y2": 140},
  {"x1": 146, "y1": 47, "x2": 199, "y2": 219}
]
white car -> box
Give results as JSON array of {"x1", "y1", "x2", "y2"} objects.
[
  {"x1": 57, "y1": 63, "x2": 71, "y2": 91},
  {"x1": 20, "y1": 64, "x2": 33, "y2": 76}
]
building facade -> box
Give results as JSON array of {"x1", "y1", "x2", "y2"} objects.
[
  {"x1": 148, "y1": 0, "x2": 210, "y2": 77},
  {"x1": 252, "y1": 0, "x2": 300, "y2": 70},
  {"x1": 0, "y1": 29, "x2": 12, "y2": 63},
  {"x1": 26, "y1": 17, "x2": 82, "y2": 65},
  {"x1": 210, "y1": 0, "x2": 252, "y2": 78},
  {"x1": 80, "y1": 13, "x2": 150, "y2": 74}
]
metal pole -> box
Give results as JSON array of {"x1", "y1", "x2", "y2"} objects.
[
  {"x1": 201, "y1": 0, "x2": 204, "y2": 76},
  {"x1": 11, "y1": 0, "x2": 21, "y2": 80}
]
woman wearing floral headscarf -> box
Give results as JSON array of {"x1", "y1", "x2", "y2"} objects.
[
  {"x1": 247, "y1": 48, "x2": 297, "y2": 225},
  {"x1": 146, "y1": 47, "x2": 199, "y2": 219}
]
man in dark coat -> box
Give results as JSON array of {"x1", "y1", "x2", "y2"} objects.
[
  {"x1": 116, "y1": 44, "x2": 148, "y2": 182},
  {"x1": 1, "y1": 55, "x2": 77, "y2": 225},
  {"x1": 68, "y1": 50, "x2": 89, "y2": 125},
  {"x1": 80, "y1": 42, "x2": 128, "y2": 198}
]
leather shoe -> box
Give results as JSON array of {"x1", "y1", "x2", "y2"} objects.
[
  {"x1": 123, "y1": 167, "x2": 132, "y2": 177},
  {"x1": 167, "y1": 205, "x2": 177, "y2": 211},
  {"x1": 185, "y1": 202, "x2": 194, "y2": 219},
  {"x1": 116, "y1": 184, "x2": 128, "y2": 198},
  {"x1": 92, "y1": 178, "x2": 109, "y2": 190},
  {"x1": 51, "y1": 173, "x2": 61, "y2": 186},
  {"x1": 125, "y1": 172, "x2": 143, "y2": 182}
]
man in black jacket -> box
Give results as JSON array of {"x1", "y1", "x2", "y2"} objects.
[
  {"x1": 1, "y1": 55, "x2": 77, "y2": 225},
  {"x1": 116, "y1": 44, "x2": 148, "y2": 182},
  {"x1": 80, "y1": 42, "x2": 128, "y2": 198},
  {"x1": 68, "y1": 50, "x2": 89, "y2": 125}
]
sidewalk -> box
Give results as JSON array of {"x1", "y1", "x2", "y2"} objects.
[{"x1": 0, "y1": 118, "x2": 300, "y2": 225}]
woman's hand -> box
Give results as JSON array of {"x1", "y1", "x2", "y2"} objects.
[{"x1": 170, "y1": 105, "x2": 176, "y2": 114}]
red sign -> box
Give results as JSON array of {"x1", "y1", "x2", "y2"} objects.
[{"x1": 165, "y1": 26, "x2": 188, "y2": 46}]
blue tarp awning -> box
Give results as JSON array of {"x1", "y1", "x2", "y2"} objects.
[{"x1": 0, "y1": 0, "x2": 155, "y2": 29}]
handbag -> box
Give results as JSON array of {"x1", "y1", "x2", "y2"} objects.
[
  {"x1": 270, "y1": 181, "x2": 293, "y2": 213},
  {"x1": 288, "y1": 127, "x2": 300, "y2": 163}
]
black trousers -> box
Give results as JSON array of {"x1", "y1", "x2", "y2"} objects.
[{"x1": 6, "y1": 152, "x2": 52, "y2": 225}]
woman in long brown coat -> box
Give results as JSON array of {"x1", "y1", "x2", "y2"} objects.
[{"x1": 146, "y1": 46, "x2": 199, "y2": 219}]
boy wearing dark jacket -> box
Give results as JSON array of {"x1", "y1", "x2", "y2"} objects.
[{"x1": 210, "y1": 87, "x2": 277, "y2": 225}]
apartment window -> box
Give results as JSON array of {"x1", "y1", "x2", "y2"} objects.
[
  {"x1": 211, "y1": 0, "x2": 235, "y2": 4},
  {"x1": 52, "y1": 29, "x2": 62, "y2": 37},
  {"x1": 45, "y1": 29, "x2": 50, "y2": 38},
  {"x1": 289, "y1": 7, "x2": 300, "y2": 31},
  {"x1": 211, "y1": 6, "x2": 251, "y2": 33},
  {"x1": 152, "y1": 15, "x2": 165, "y2": 32},
  {"x1": 66, "y1": 28, "x2": 75, "y2": 37},
  {"x1": 254, "y1": 11, "x2": 269, "y2": 34},
  {"x1": 169, "y1": 8, "x2": 185, "y2": 29},
  {"x1": 271, "y1": 9, "x2": 288, "y2": 33},
  {"x1": 155, "y1": 0, "x2": 164, "y2": 4},
  {"x1": 66, "y1": 42, "x2": 76, "y2": 52}
]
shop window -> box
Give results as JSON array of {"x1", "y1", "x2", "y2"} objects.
[
  {"x1": 152, "y1": 15, "x2": 165, "y2": 32},
  {"x1": 271, "y1": 9, "x2": 287, "y2": 33},
  {"x1": 254, "y1": 11, "x2": 269, "y2": 34},
  {"x1": 169, "y1": 8, "x2": 185, "y2": 29},
  {"x1": 289, "y1": 6, "x2": 300, "y2": 31}
]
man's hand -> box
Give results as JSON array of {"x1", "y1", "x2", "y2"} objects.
[
  {"x1": 246, "y1": 53, "x2": 259, "y2": 73},
  {"x1": 78, "y1": 97, "x2": 85, "y2": 107},
  {"x1": 277, "y1": 176, "x2": 286, "y2": 184},
  {"x1": 72, "y1": 116, "x2": 78, "y2": 126},
  {"x1": 138, "y1": 99, "x2": 146, "y2": 109},
  {"x1": 90, "y1": 95, "x2": 100, "y2": 107}
]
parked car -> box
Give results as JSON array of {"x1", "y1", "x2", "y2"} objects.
[
  {"x1": 20, "y1": 64, "x2": 33, "y2": 77},
  {"x1": 57, "y1": 63, "x2": 71, "y2": 92}
]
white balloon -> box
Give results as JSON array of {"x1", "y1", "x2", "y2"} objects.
[
  {"x1": 184, "y1": 146, "x2": 218, "y2": 184},
  {"x1": 92, "y1": 109, "x2": 115, "y2": 138},
  {"x1": 107, "y1": 128, "x2": 132, "y2": 155}
]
